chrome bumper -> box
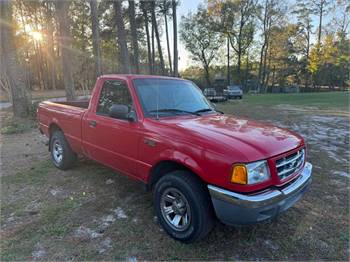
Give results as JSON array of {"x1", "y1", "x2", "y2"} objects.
[{"x1": 208, "y1": 162, "x2": 312, "y2": 225}]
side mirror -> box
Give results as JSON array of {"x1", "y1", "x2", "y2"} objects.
[{"x1": 109, "y1": 104, "x2": 135, "y2": 122}]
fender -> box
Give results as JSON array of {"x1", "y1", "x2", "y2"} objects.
[{"x1": 150, "y1": 148, "x2": 206, "y2": 182}]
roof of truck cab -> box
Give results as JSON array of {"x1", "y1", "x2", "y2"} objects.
[{"x1": 99, "y1": 74, "x2": 185, "y2": 81}]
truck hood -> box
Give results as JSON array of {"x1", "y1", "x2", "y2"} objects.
[{"x1": 150, "y1": 114, "x2": 304, "y2": 162}]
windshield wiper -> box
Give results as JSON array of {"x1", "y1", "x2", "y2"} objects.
[
  {"x1": 194, "y1": 108, "x2": 224, "y2": 114},
  {"x1": 149, "y1": 108, "x2": 201, "y2": 116},
  {"x1": 194, "y1": 108, "x2": 213, "y2": 113}
]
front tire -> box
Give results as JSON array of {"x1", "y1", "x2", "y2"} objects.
[
  {"x1": 154, "y1": 171, "x2": 214, "y2": 243},
  {"x1": 50, "y1": 130, "x2": 77, "y2": 170}
]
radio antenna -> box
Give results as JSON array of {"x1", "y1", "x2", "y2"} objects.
[{"x1": 156, "y1": 79, "x2": 159, "y2": 120}]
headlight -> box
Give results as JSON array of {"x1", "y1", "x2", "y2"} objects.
[
  {"x1": 231, "y1": 160, "x2": 270, "y2": 185},
  {"x1": 246, "y1": 160, "x2": 270, "y2": 184}
]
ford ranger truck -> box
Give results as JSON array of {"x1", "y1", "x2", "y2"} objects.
[{"x1": 37, "y1": 75, "x2": 312, "y2": 243}]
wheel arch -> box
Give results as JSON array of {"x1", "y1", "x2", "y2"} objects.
[
  {"x1": 148, "y1": 159, "x2": 206, "y2": 190},
  {"x1": 48, "y1": 123, "x2": 62, "y2": 151}
]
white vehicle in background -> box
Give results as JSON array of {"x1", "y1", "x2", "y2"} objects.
[{"x1": 224, "y1": 85, "x2": 243, "y2": 99}]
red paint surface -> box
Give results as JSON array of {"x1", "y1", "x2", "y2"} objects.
[{"x1": 38, "y1": 75, "x2": 305, "y2": 193}]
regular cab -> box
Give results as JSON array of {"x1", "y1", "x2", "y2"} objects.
[{"x1": 37, "y1": 75, "x2": 312, "y2": 243}]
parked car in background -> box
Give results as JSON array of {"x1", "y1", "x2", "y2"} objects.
[
  {"x1": 38, "y1": 75, "x2": 312, "y2": 243},
  {"x1": 203, "y1": 88, "x2": 216, "y2": 97},
  {"x1": 224, "y1": 85, "x2": 243, "y2": 99},
  {"x1": 203, "y1": 88, "x2": 227, "y2": 102}
]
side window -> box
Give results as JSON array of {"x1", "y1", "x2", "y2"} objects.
[{"x1": 97, "y1": 80, "x2": 132, "y2": 115}]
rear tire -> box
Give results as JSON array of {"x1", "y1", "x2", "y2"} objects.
[
  {"x1": 154, "y1": 170, "x2": 214, "y2": 243},
  {"x1": 50, "y1": 130, "x2": 77, "y2": 170}
]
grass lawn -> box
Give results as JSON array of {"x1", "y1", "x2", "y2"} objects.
[
  {"x1": 1, "y1": 92, "x2": 349, "y2": 260},
  {"x1": 240, "y1": 91, "x2": 350, "y2": 110}
]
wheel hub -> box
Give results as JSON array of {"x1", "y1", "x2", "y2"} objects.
[
  {"x1": 160, "y1": 188, "x2": 191, "y2": 231},
  {"x1": 172, "y1": 200, "x2": 185, "y2": 215},
  {"x1": 52, "y1": 140, "x2": 63, "y2": 163}
]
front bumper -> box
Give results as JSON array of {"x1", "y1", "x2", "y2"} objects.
[{"x1": 208, "y1": 162, "x2": 312, "y2": 225}]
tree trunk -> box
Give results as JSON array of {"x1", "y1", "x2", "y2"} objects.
[
  {"x1": 46, "y1": 1, "x2": 57, "y2": 90},
  {"x1": 305, "y1": 26, "x2": 310, "y2": 89},
  {"x1": 164, "y1": 7, "x2": 172, "y2": 75},
  {"x1": 55, "y1": 0, "x2": 76, "y2": 100},
  {"x1": 264, "y1": 46, "x2": 273, "y2": 92},
  {"x1": 202, "y1": 50, "x2": 211, "y2": 87},
  {"x1": 151, "y1": 19, "x2": 155, "y2": 72},
  {"x1": 80, "y1": 16, "x2": 88, "y2": 92},
  {"x1": 227, "y1": 36, "x2": 230, "y2": 85},
  {"x1": 265, "y1": 66, "x2": 270, "y2": 92},
  {"x1": 33, "y1": 8, "x2": 48, "y2": 91},
  {"x1": 19, "y1": 0, "x2": 32, "y2": 90},
  {"x1": 172, "y1": 0, "x2": 178, "y2": 76},
  {"x1": 33, "y1": 41, "x2": 42, "y2": 90},
  {"x1": 0, "y1": 0, "x2": 31, "y2": 117},
  {"x1": 151, "y1": 1, "x2": 165, "y2": 75},
  {"x1": 237, "y1": 20, "x2": 243, "y2": 84},
  {"x1": 141, "y1": 1, "x2": 153, "y2": 74},
  {"x1": 204, "y1": 65, "x2": 211, "y2": 87},
  {"x1": 38, "y1": 41, "x2": 48, "y2": 90},
  {"x1": 257, "y1": 0, "x2": 268, "y2": 92},
  {"x1": 244, "y1": 52, "x2": 249, "y2": 90},
  {"x1": 317, "y1": 1, "x2": 324, "y2": 44},
  {"x1": 90, "y1": 0, "x2": 102, "y2": 78},
  {"x1": 113, "y1": 0, "x2": 131, "y2": 74},
  {"x1": 257, "y1": 43, "x2": 266, "y2": 92},
  {"x1": 237, "y1": 47, "x2": 242, "y2": 84},
  {"x1": 271, "y1": 65, "x2": 276, "y2": 88},
  {"x1": 128, "y1": 0, "x2": 140, "y2": 74},
  {"x1": 262, "y1": 41, "x2": 269, "y2": 92}
]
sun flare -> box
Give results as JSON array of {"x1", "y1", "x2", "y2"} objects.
[
  {"x1": 29, "y1": 31, "x2": 43, "y2": 42},
  {"x1": 23, "y1": 24, "x2": 43, "y2": 42}
]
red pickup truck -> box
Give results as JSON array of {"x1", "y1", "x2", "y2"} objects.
[{"x1": 38, "y1": 75, "x2": 312, "y2": 243}]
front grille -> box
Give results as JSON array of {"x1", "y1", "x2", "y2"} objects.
[{"x1": 276, "y1": 148, "x2": 305, "y2": 180}]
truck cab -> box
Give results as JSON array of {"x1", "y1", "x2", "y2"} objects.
[{"x1": 38, "y1": 75, "x2": 312, "y2": 243}]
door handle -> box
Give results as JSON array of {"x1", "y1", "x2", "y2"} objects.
[{"x1": 88, "y1": 120, "x2": 97, "y2": 127}]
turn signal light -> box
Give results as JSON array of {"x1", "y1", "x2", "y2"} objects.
[{"x1": 231, "y1": 165, "x2": 247, "y2": 184}]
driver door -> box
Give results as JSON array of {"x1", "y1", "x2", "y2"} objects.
[{"x1": 82, "y1": 79, "x2": 139, "y2": 177}]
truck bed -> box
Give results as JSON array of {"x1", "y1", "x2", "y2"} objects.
[
  {"x1": 37, "y1": 99, "x2": 90, "y2": 155},
  {"x1": 49, "y1": 100, "x2": 90, "y2": 109}
]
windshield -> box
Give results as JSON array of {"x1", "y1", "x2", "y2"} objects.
[
  {"x1": 133, "y1": 78, "x2": 213, "y2": 117},
  {"x1": 228, "y1": 86, "x2": 240, "y2": 90}
]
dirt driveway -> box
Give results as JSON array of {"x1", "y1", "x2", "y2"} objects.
[{"x1": 1, "y1": 103, "x2": 349, "y2": 261}]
